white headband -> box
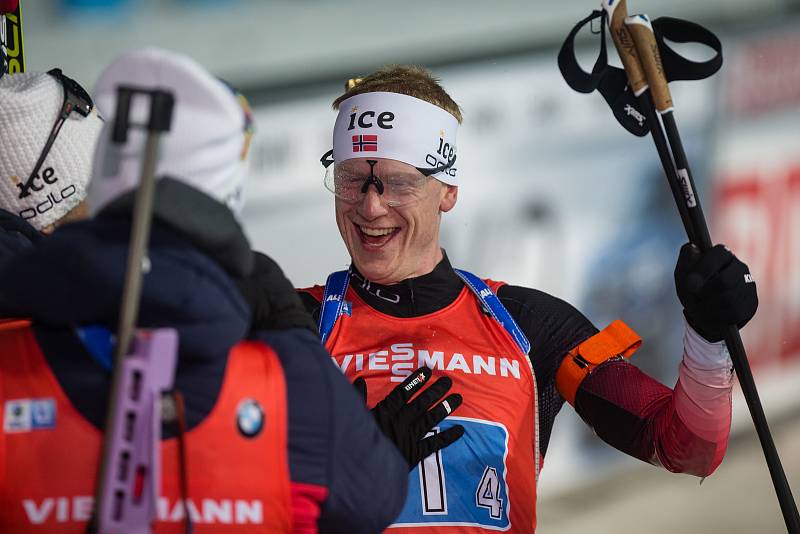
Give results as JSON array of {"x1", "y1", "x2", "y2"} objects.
[{"x1": 332, "y1": 91, "x2": 459, "y2": 185}]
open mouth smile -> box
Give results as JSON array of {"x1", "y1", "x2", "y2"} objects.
[{"x1": 355, "y1": 223, "x2": 400, "y2": 248}]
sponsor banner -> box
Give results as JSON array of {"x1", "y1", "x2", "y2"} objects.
[
  {"x1": 20, "y1": 496, "x2": 263, "y2": 525},
  {"x1": 713, "y1": 25, "x2": 800, "y2": 411},
  {"x1": 333, "y1": 342, "x2": 523, "y2": 383}
]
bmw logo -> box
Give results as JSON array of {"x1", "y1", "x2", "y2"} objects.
[{"x1": 236, "y1": 399, "x2": 265, "y2": 438}]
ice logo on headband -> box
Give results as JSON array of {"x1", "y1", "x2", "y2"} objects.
[
  {"x1": 431, "y1": 133, "x2": 456, "y2": 170},
  {"x1": 332, "y1": 92, "x2": 460, "y2": 185},
  {"x1": 346, "y1": 107, "x2": 396, "y2": 131}
]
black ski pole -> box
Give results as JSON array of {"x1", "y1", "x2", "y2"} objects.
[{"x1": 622, "y1": 12, "x2": 800, "y2": 534}]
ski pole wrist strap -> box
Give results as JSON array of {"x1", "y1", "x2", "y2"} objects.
[
  {"x1": 556, "y1": 319, "x2": 642, "y2": 405},
  {"x1": 558, "y1": 11, "x2": 722, "y2": 137}
]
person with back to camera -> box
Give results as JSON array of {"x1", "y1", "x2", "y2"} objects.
[{"x1": 0, "y1": 49, "x2": 410, "y2": 534}]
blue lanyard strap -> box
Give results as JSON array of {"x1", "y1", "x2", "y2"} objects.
[
  {"x1": 318, "y1": 268, "x2": 530, "y2": 355},
  {"x1": 318, "y1": 269, "x2": 351, "y2": 345},
  {"x1": 454, "y1": 269, "x2": 531, "y2": 355}
]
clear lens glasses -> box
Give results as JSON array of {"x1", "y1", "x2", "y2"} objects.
[{"x1": 323, "y1": 161, "x2": 431, "y2": 207}]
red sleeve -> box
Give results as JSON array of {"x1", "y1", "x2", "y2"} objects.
[
  {"x1": 574, "y1": 359, "x2": 729, "y2": 476},
  {"x1": 290, "y1": 482, "x2": 328, "y2": 534}
]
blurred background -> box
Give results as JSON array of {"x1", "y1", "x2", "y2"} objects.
[{"x1": 9, "y1": 0, "x2": 800, "y2": 531}]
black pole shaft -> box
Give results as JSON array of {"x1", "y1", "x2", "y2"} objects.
[
  {"x1": 660, "y1": 112, "x2": 712, "y2": 248},
  {"x1": 722, "y1": 322, "x2": 800, "y2": 533},
  {"x1": 660, "y1": 110, "x2": 800, "y2": 534},
  {"x1": 637, "y1": 92, "x2": 698, "y2": 245}
]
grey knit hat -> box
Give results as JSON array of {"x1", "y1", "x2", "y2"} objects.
[{"x1": 0, "y1": 71, "x2": 103, "y2": 230}]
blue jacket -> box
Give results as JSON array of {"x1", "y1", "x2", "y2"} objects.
[
  {"x1": 0, "y1": 179, "x2": 407, "y2": 533},
  {"x1": 0, "y1": 207, "x2": 41, "y2": 268}
]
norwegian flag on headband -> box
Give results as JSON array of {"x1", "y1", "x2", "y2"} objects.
[{"x1": 352, "y1": 134, "x2": 378, "y2": 152}]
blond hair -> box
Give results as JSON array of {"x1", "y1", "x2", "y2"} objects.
[{"x1": 333, "y1": 65, "x2": 463, "y2": 123}]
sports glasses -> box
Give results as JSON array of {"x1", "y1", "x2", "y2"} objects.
[
  {"x1": 320, "y1": 149, "x2": 456, "y2": 208},
  {"x1": 16, "y1": 68, "x2": 94, "y2": 200}
]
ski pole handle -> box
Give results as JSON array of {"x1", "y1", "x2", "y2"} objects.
[
  {"x1": 624, "y1": 12, "x2": 713, "y2": 248},
  {"x1": 601, "y1": 0, "x2": 648, "y2": 95},
  {"x1": 625, "y1": 14, "x2": 674, "y2": 113}
]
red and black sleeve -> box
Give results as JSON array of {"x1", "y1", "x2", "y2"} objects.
[{"x1": 498, "y1": 284, "x2": 729, "y2": 477}]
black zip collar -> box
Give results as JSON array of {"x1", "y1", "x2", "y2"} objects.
[{"x1": 349, "y1": 252, "x2": 465, "y2": 318}]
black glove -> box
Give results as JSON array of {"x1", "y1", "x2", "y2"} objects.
[
  {"x1": 675, "y1": 243, "x2": 758, "y2": 342},
  {"x1": 354, "y1": 367, "x2": 465, "y2": 470},
  {"x1": 235, "y1": 251, "x2": 317, "y2": 334}
]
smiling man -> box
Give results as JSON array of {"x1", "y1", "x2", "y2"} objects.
[
  {"x1": 298, "y1": 65, "x2": 758, "y2": 533},
  {"x1": 331, "y1": 155, "x2": 456, "y2": 283}
]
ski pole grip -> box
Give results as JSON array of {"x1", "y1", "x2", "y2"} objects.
[
  {"x1": 601, "y1": 0, "x2": 648, "y2": 96},
  {"x1": 626, "y1": 14, "x2": 674, "y2": 113}
]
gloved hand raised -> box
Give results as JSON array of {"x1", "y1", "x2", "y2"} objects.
[
  {"x1": 354, "y1": 367, "x2": 464, "y2": 470},
  {"x1": 675, "y1": 243, "x2": 758, "y2": 342},
  {"x1": 236, "y1": 251, "x2": 317, "y2": 334}
]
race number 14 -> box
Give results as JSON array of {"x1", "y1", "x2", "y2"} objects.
[
  {"x1": 421, "y1": 454, "x2": 504, "y2": 520},
  {"x1": 419, "y1": 429, "x2": 502, "y2": 520},
  {"x1": 395, "y1": 418, "x2": 510, "y2": 527}
]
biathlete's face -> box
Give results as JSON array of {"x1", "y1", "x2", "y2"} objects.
[{"x1": 333, "y1": 158, "x2": 458, "y2": 285}]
